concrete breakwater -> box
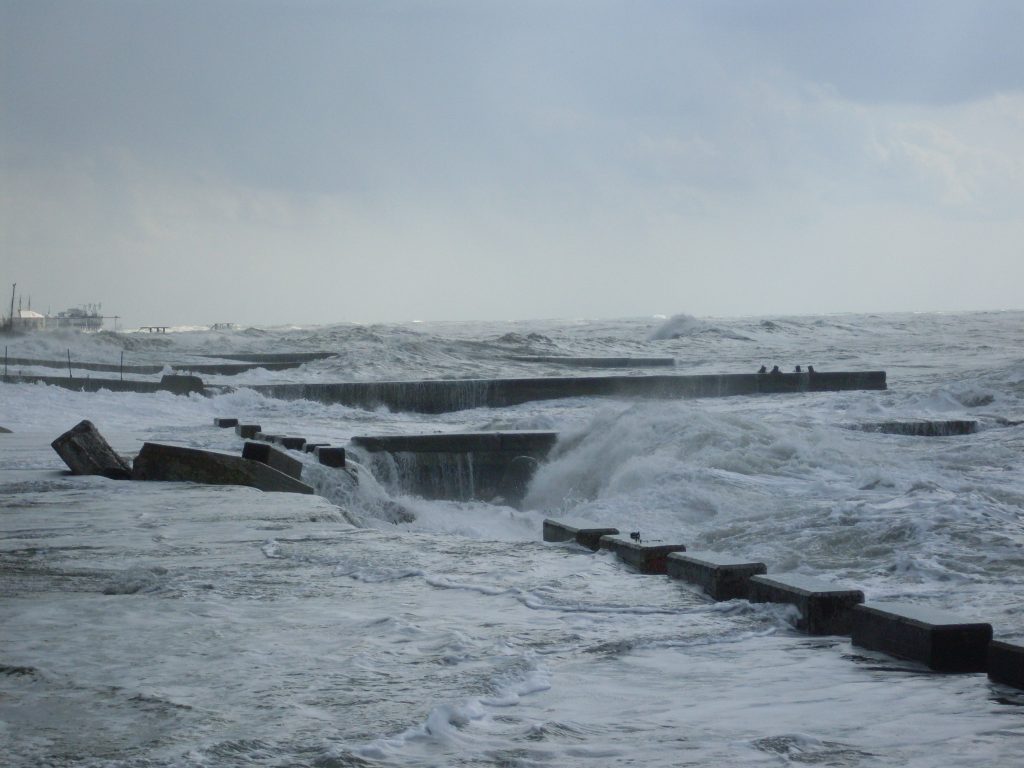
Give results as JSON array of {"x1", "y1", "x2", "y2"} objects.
[
  {"x1": 2, "y1": 356, "x2": 309, "y2": 375},
  {"x1": 1, "y1": 373, "x2": 212, "y2": 395},
  {"x1": 508, "y1": 356, "x2": 676, "y2": 367},
  {"x1": 251, "y1": 370, "x2": 887, "y2": 414},
  {"x1": 351, "y1": 431, "x2": 557, "y2": 504},
  {"x1": 543, "y1": 517, "x2": 1023, "y2": 691}
]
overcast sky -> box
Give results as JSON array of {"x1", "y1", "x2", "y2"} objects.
[{"x1": 2, "y1": 0, "x2": 1023, "y2": 327}]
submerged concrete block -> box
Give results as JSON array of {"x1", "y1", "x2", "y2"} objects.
[
  {"x1": 235, "y1": 423, "x2": 261, "y2": 439},
  {"x1": 159, "y1": 374, "x2": 204, "y2": 395},
  {"x1": 241, "y1": 441, "x2": 304, "y2": 480},
  {"x1": 51, "y1": 420, "x2": 132, "y2": 480},
  {"x1": 851, "y1": 602, "x2": 993, "y2": 672},
  {"x1": 599, "y1": 534, "x2": 685, "y2": 575},
  {"x1": 271, "y1": 436, "x2": 306, "y2": 450},
  {"x1": 859, "y1": 420, "x2": 978, "y2": 437},
  {"x1": 315, "y1": 446, "x2": 346, "y2": 468},
  {"x1": 213, "y1": 417, "x2": 239, "y2": 428},
  {"x1": 253, "y1": 432, "x2": 281, "y2": 443},
  {"x1": 748, "y1": 574, "x2": 864, "y2": 635},
  {"x1": 132, "y1": 442, "x2": 313, "y2": 494},
  {"x1": 988, "y1": 641, "x2": 1024, "y2": 689},
  {"x1": 543, "y1": 518, "x2": 620, "y2": 551},
  {"x1": 666, "y1": 551, "x2": 767, "y2": 601},
  {"x1": 303, "y1": 442, "x2": 330, "y2": 453}
]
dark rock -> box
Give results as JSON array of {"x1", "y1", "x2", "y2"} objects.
[
  {"x1": 132, "y1": 442, "x2": 312, "y2": 494},
  {"x1": 543, "y1": 518, "x2": 620, "y2": 551},
  {"x1": 988, "y1": 640, "x2": 1024, "y2": 689},
  {"x1": 51, "y1": 420, "x2": 132, "y2": 480},
  {"x1": 0, "y1": 426, "x2": 11, "y2": 433},
  {"x1": 213, "y1": 417, "x2": 239, "y2": 428},
  {"x1": 748, "y1": 574, "x2": 864, "y2": 635},
  {"x1": 666, "y1": 551, "x2": 767, "y2": 601},
  {"x1": 241, "y1": 441, "x2": 304, "y2": 480},
  {"x1": 234, "y1": 424, "x2": 261, "y2": 439},
  {"x1": 315, "y1": 446, "x2": 346, "y2": 468},
  {"x1": 599, "y1": 534, "x2": 685, "y2": 575},
  {"x1": 159, "y1": 374, "x2": 205, "y2": 395},
  {"x1": 851, "y1": 602, "x2": 992, "y2": 672}
]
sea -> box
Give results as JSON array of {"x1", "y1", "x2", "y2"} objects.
[{"x1": 1, "y1": 310, "x2": 1023, "y2": 767}]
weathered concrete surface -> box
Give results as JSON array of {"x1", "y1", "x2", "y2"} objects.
[
  {"x1": 858, "y1": 420, "x2": 978, "y2": 437},
  {"x1": 509, "y1": 356, "x2": 676, "y2": 368},
  {"x1": 235, "y1": 424, "x2": 261, "y2": 439},
  {"x1": 543, "y1": 518, "x2": 620, "y2": 551},
  {"x1": 250, "y1": 371, "x2": 886, "y2": 414},
  {"x1": 988, "y1": 641, "x2": 1024, "y2": 689},
  {"x1": 241, "y1": 441, "x2": 304, "y2": 480},
  {"x1": 315, "y1": 446, "x2": 347, "y2": 468},
  {"x1": 133, "y1": 442, "x2": 312, "y2": 494},
  {"x1": 214, "y1": 417, "x2": 239, "y2": 428},
  {"x1": 748, "y1": 574, "x2": 864, "y2": 635},
  {"x1": 666, "y1": 551, "x2": 767, "y2": 601},
  {"x1": 352, "y1": 431, "x2": 555, "y2": 503},
  {"x1": 599, "y1": 534, "x2": 685, "y2": 575},
  {"x1": 851, "y1": 602, "x2": 992, "y2": 672},
  {"x1": 51, "y1": 420, "x2": 132, "y2": 480}
]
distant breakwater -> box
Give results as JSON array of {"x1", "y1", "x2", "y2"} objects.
[{"x1": 249, "y1": 371, "x2": 887, "y2": 414}]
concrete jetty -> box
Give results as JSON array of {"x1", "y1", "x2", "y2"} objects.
[
  {"x1": 666, "y1": 551, "x2": 767, "y2": 601},
  {"x1": 509, "y1": 356, "x2": 676, "y2": 368},
  {"x1": 543, "y1": 518, "x2": 620, "y2": 551},
  {"x1": 351, "y1": 431, "x2": 556, "y2": 503},
  {"x1": 250, "y1": 371, "x2": 886, "y2": 414},
  {"x1": 748, "y1": 574, "x2": 864, "y2": 635},
  {"x1": 599, "y1": 534, "x2": 686, "y2": 575},
  {"x1": 851, "y1": 602, "x2": 992, "y2": 672}
]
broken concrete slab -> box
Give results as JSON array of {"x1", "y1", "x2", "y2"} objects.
[
  {"x1": 303, "y1": 442, "x2": 330, "y2": 453},
  {"x1": 748, "y1": 574, "x2": 864, "y2": 635},
  {"x1": 315, "y1": 446, "x2": 346, "y2": 468},
  {"x1": 543, "y1": 518, "x2": 620, "y2": 551},
  {"x1": 988, "y1": 640, "x2": 1024, "y2": 689},
  {"x1": 271, "y1": 436, "x2": 306, "y2": 450},
  {"x1": 666, "y1": 551, "x2": 767, "y2": 601},
  {"x1": 599, "y1": 534, "x2": 685, "y2": 575},
  {"x1": 51, "y1": 420, "x2": 132, "y2": 480},
  {"x1": 132, "y1": 442, "x2": 312, "y2": 494},
  {"x1": 851, "y1": 602, "x2": 992, "y2": 672},
  {"x1": 234, "y1": 424, "x2": 261, "y2": 439},
  {"x1": 241, "y1": 441, "x2": 304, "y2": 480}
]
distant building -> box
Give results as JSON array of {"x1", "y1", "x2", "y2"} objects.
[{"x1": 13, "y1": 309, "x2": 46, "y2": 331}]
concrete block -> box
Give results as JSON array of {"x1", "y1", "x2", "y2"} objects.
[
  {"x1": 599, "y1": 534, "x2": 685, "y2": 575},
  {"x1": 132, "y1": 442, "x2": 312, "y2": 494},
  {"x1": 213, "y1": 417, "x2": 239, "y2": 428},
  {"x1": 666, "y1": 551, "x2": 767, "y2": 601},
  {"x1": 241, "y1": 441, "x2": 304, "y2": 480},
  {"x1": 315, "y1": 446, "x2": 346, "y2": 468},
  {"x1": 860, "y1": 420, "x2": 978, "y2": 437},
  {"x1": 51, "y1": 420, "x2": 132, "y2": 480},
  {"x1": 159, "y1": 374, "x2": 205, "y2": 395},
  {"x1": 543, "y1": 518, "x2": 620, "y2": 551},
  {"x1": 234, "y1": 423, "x2": 261, "y2": 439},
  {"x1": 254, "y1": 432, "x2": 281, "y2": 443},
  {"x1": 851, "y1": 602, "x2": 993, "y2": 672},
  {"x1": 304, "y1": 442, "x2": 330, "y2": 453},
  {"x1": 988, "y1": 641, "x2": 1024, "y2": 689},
  {"x1": 271, "y1": 435, "x2": 306, "y2": 450},
  {"x1": 748, "y1": 574, "x2": 864, "y2": 635}
]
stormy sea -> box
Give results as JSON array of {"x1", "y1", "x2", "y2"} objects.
[{"x1": 1, "y1": 310, "x2": 1023, "y2": 767}]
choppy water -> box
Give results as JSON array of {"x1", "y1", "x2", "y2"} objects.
[{"x1": 2, "y1": 311, "x2": 1023, "y2": 766}]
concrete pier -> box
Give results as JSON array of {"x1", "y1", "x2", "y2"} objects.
[
  {"x1": 748, "y1": 574, "x2": 864, "y2": 635},
  {"x1": 988, "y1": 641, "x2": 1024, "y2": 689},
  {"x1": 250, "y1": 371, "x2": 886, "y2": 414},
  {"x1": 851, "y1": 602, "x2": 993, "y2": 672},
  {"x1": 666, "y1": 551, "x2": 767, "y2": 601},
  {"x1": 235, "y1": 424, "x2": 261, "y2": 439},
  {"x1": 132, "y1": 443, "x2": 312, "y2": 494},
  {"x1": 543, "y1": 518, "x2": 620, "y2": 551},
  {"x1": 599, "y1": 534, "x2": 685, "y2": 575},
  {"x1": 241, "y1": 441, "x2": 304, "y2": 480},
  {"x1": 351, "y1": 431, "x2": 556, "y2": 503}
]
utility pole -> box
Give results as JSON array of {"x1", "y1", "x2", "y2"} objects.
[{"x1": 7, "y1": 283, "x2": 15, "y2": 332}]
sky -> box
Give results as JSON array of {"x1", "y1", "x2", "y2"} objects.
[{"x1": 2, "y1": 0, "x2": 1023, "y2": 327}]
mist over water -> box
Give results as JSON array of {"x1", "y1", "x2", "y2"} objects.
[{"x1": 2, "y1": 311, "x2": 1023, "y2": 766}]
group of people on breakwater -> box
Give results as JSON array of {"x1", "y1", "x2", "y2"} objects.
[{"x1": 757, "y1": 364, "x2": 816, "y2": 374}]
